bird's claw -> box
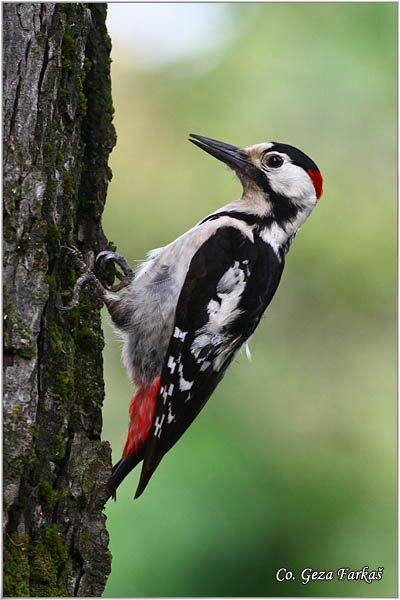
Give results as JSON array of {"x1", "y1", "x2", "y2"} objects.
[
  {"x1": 96, "y1": 250, "x2": 118, "y2": 264},
  {"x1": 56, "y1": 247, "x2": 135, "y2": 311},
  {"x1": 56, "y1": 272, "x2": 101, "y2": 311},
  {"x1": 57, "y1": 246, "x2": 107, "y2": 311},
  {"x1": 60, "y1": 245, "x2": 90, "y2": 274},
  {"x1": 96, "y1": 250, "x2": 134, "y2": 292}
]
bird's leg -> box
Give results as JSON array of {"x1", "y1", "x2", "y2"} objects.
[
  {"x1": 96, "y1": 250, "x2": 135, "y2": 292},
  {"x1": 57, "y1": 245, "x2": 110, "y2": 311},
  {"x1": 57, "y1": 246, "x2": 135, "y2": 330}
]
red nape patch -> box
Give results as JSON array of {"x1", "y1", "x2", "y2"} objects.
[
  {"x1": 122, "y1": 375, "x2": 161, "y2": 457},
  {"x1": 307, "y1": 169, "x2": 323, "y2": 200}
]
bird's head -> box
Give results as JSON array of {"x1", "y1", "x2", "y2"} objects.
[{"x1": 189, "y1": 134, "x2": 323, "y2": 215}]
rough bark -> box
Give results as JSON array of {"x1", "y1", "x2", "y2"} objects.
[{"x1": 3, "y1": 3, "x2": 116, "y2": 596}]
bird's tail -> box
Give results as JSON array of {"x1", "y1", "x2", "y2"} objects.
[
  {"x1": 107, "y1": 454, "x2": 143, "y2": 500},
  {"x1": 106, "y1": 376, "x2": 161, "y2": 500}
]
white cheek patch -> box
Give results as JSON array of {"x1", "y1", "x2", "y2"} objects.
[{"x1": 268, "y1": 163, "x2": 316, "y2": 205}]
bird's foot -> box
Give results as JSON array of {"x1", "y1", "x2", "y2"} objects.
[
  {"x1": 61, "y1": 245, "x2": 90, "y2": 274},
  {"x1": 96, "y1": 250, "x2": 135, "y2": 292},
  {"x1": 57, "y1": 245, "x2": 108, "y2": 311}
]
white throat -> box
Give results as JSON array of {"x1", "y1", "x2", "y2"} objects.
[{"x1": 259, "y1": 204, "x2": 312, "y2": 258}]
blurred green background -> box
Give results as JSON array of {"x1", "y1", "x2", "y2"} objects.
[{"x1": 101, "y1": 3, "x2": 396, "y2": 597}]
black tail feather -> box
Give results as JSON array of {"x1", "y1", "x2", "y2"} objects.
[
  {"x1": 106, "y1": 453, "x2": 142, "y2": 501},
  {"x1": 134, "y1": 449, "x2": 164, "y2": 499},
  {"x1": 133, "y1": 466, "x2": 156, "y2": 500}
]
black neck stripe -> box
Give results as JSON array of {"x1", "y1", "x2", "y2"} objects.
[
  {"x1": 199, "y1": 211, "x2": 275, "y2": 228},
  {"x1": 199, "y1": 200, "x2": 298, "y2": 229}
]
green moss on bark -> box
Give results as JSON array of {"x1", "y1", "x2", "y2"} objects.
[
  {"x1": 39, "y1": 481, "x2": 61, "y2": 505},
  {"x1": 29, "y1": 526, "x2": 67, "y2": 597},
  {"x1": 3, "y1": 534, "x2": 30, "y2": 597}
]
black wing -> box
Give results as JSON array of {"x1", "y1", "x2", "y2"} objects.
[{"x1": 134, "y1": 225, "x2": 284, "y2": 498}]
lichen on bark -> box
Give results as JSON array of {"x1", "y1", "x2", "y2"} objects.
[{"x1": 3, "y1": 3, "x2": 116, "y2": 596}]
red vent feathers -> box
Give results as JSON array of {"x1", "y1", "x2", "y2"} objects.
[{"x1": 123, "y1": 375, "x2": 161, "y2": 456}]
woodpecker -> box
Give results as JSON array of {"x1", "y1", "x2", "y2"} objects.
[{"x1": 59, "y1": 134, "x2": 323, "y2": 500}]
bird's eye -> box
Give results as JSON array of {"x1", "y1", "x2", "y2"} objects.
[{"x1": 264, "y1": 154, "x2": 284, "y2": 168}]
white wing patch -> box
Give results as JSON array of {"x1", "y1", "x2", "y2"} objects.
[
  {"x1": 213, "y1": 337, "x2": 241, "y2": 372},
  {"x1": 154, "y1": 414, "x2": 165, "y2": 438},
  {"x1": 167, "y1": 402, "x2": 175, "y2": 424},
  {"x1": 173, "y1": 327, "x2": 188, "y2": 341},
  {"x1": 160, "y1": 383, "x2": 174, "y2": 403},
  {"x1": 177, "y1": 362, "x2": 193, "y2": 392},
  {"x1": 191, "y1": 261, "x2": 248, "y2": 372},
  {"x1": 167, "y1": 355, "x2": 177, "y2": 373},
  {"x1": 217, "y1": 260, "x2": 246, "y2": 296}
]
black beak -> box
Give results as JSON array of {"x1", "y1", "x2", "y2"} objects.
[{"x1": 189, "y1": 134, "x2": 256, "y2": 177}]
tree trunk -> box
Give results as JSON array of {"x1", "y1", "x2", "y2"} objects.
[{"x1": 3, "y1": 3, "x2": 116, "y2": 596}]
